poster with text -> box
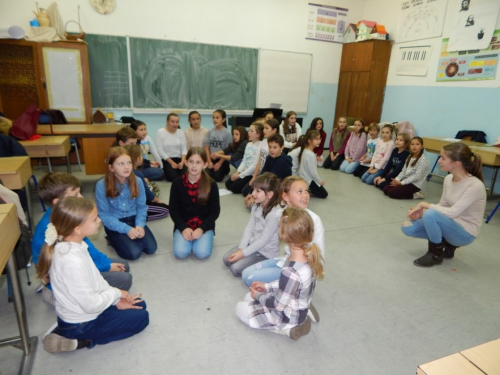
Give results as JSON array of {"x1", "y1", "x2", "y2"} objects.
[
  {"x1": 436, "y1": 29, "x2": 499, "y2": 81},
  {"x1": 306, "y1": 3, "x2": 348, "y2": 43},
  {"x1": 447, "y1": 0, "x2": 500, "y2": 52},
  {"x1": 397, "y1": 0, "x2": 448, "y2": 43}
]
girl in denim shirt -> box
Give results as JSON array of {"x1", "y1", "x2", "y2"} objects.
[{"x1": 96, "y1": 147, "x2": 157, "y2": 260}]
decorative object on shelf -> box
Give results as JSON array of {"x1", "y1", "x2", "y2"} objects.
[
  {"x1": 90, "y1": 0, "x2": 116, "y2": 15},
  {"x1": 33, "y1": 8, "x2": 50, "y2": 27},
  {"x1": 64, "y1": 20, "x2": 85, "y2": 41},
  {"x1": 92, "y1": 108, "x2": 107, "y2": 123},
  {"x1": 343, "y1": 23, "x2": 358, "y2": 43},
  {"x1": 369, "y1": 25, "x2": 388, "y2": 40},
  {"x1": 356, "y1": 20, "x2": 377, "y2": 41}
]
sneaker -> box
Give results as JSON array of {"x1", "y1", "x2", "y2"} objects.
[
  {"x1": 289, "y1": 317, "x2": 312, "y2": 340},
  {"x1": 41, "y1": 286, "x2": 56, "y2": 306},
  {"x1": 413, "y1": 192, "x2": 424, "y2": 199},
  {"x1": 308, "y1": 303, "x2": 320, "y2": 323},
  {"x1": 43, "y1": 333, "x2": 77, "y2": 353}
]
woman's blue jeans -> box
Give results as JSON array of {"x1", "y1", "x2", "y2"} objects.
[
  {"x1": 401, "y1": 209, "x2": 475, "y2": 246},
  {"x1": 173, "y1": 229, "x2": 214, "y2": 259},
  {"x1": 55, "y1": 301, "x2": 149, "y2": 348}
]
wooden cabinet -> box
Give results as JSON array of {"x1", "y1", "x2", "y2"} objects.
[
  {"x1": 334, "y1": 40, "x2": 391, "y2": 126},
  {"x1": 0, "y1": 40, "x2": 91, "y2": 123}
]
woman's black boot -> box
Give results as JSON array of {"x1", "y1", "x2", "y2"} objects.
[
  {"x1": 413, "y1": 241, "x2": 444, "y2": 267},
  {"x1": 442, "y1": 240, "x2": 459, "y2": 259}
]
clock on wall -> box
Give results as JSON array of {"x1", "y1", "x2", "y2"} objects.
[{"x1": 90, "y1": 0, "x2": 116, "y2": 15}]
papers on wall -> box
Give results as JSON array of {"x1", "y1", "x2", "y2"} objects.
[
  {"x1": 437, "y1": 30, "x2": 500, "y2": 81},
  {"x1": 447, "y1": 0, "x2": 500, "y2": 52},
  {"x1": 306, "y1": 3, "x2": 349, "y2": 43},
  {"x1": 396, "y1": 0, "x2": 448, "y2": 43},
  {"x1": 396, "y1": 45, "x2": 433, "y2": 75}
]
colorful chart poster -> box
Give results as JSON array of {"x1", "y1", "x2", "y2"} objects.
[
  {"x1": 436, "y1": 30, "x2": 500, "y2": 81},
  {"x1": 306, "y1": 3, "x2": 348, "y2": 43}
]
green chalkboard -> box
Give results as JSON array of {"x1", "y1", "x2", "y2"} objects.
[
  {"x1": 86, "y1": 34, "x2": 130, "y2": 108},
  {"x1": 129, "y1": 37, "x2": 257, "y2": 110}
]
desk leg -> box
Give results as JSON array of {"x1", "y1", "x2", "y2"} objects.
[
  {"x1": 6, "y1": 253, "x2": 38, "y2": 375},
  {"x1": 66, "y1": 155, "x2": 71, "y2": 174},
  {"x1": 489, "y1": 167, "x2": 498, "y2": 197},
  {"x1": 24, "y1": 182, "x2": 34, "y2": 231}
]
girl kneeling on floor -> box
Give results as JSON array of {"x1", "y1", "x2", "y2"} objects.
[
  {"x1": 223, "y1": 172, "x2": 281, "y2": 277},
  {"x1": 236, "y1": 208, "x2": 324, "y2": 340},
  {"x1": 38, "y1": 197, "x2": 148, "y2": 353},
  {"x1": 169, "y1": 147, "x2": 221, "y2": 260}
]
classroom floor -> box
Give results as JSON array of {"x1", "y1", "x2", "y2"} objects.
[{"x1": 1, "y1": 159, "x2": 500, "y2": 375}]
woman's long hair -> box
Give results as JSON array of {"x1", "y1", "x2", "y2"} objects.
[
  {"x1": 443, "y1": 142, "x2": 483, "y2": 181},
  {"x1": 104, "y1": 147, "x2": 139, "y2": 198},
  {"x1": 252, "y1": 172, "x2": 280, "y2": 218},
  {"x1": 186, "y1": 147, "x2": 213, "y2": 204}
]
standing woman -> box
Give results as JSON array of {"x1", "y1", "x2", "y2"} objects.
[
  {"x1": 157, "y1": 113, "x2": 188, "y2": 182},
  {"x1": 402, "y1": 143, "x2": 486, "y2": 267},
  {"x1": 308, "y1": 117, "x2": 327, "y2": 166}
]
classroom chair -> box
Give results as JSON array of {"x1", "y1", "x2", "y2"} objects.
[
  {"x1": 485, "y1": 201, "x2": 500, "y2": 224},
  {"x1": 39, "y1": 110, "x2": 82, "y2": 172}
]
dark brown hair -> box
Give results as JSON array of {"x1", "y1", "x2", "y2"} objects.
[
  {"x1": 267, "y1": 133, "x2": 284, "y2": 147},
  {"x1": 253, "y1": 172, "x2": 280, "y2": 218},
  {"x1": 186, "y1": 147, "x2": 213, "y2": 205},
  {"x1": 308, "y1": 117, "x2": 324, "y2": 132},
  {"x1": 213, "y1": 109, "x2": 227, "y2": 128},
  {"x1": 443, "y1": 142, "x2": 483, "y2": 181},
  {"x1": 279, "y1": 208, "x2": 324, "y2": 279},
  {"x1": 104, "y1": 147, "x2": 139, "y2": 198},
  {"x1": 38, "y1": 172, "x2": 81, "y2": 206},
  {"x1": 167, "y1": 113, "x2": 179, "y2": 122},
  {"x1": 265, "y1": 118, "x2": 280, "y2": 135},
  {"x1": 405, "y1": 137, "x2": 424, "y2": 168},
  {"x1": 188, "y1": 111, "x2": 201, "y2": 127},
  {"x1": 251, "y1": 121, "x2": 264, "y2": 141},
  {"x1": 298, "y1": 129, "x2": 320, "y2": 164},
  {"x1": 36, "y1": 197, "x2": 95, "y2": 284},
  {"x1": 129, "y1": 120, "x2": 146, "y2": 131},
  {"x1": 353, "y1": 118, "x2": 366, "y2": 136},
  {"x1": 231, "y1": 126, "x2": 248, "y2": 152},
  {"x1": 114, "y1": 126, "x2": 138, "y2": 146}
]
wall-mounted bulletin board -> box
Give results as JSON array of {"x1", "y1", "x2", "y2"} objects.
[{"x1": 85, "y1": 34, "x2": 312, "y2": 113}]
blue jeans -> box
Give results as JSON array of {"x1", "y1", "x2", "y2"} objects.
[
  {"x1": 339, "y1": 160, "x2": 360, "y2": 174},
  {"x1": 173, "y1": 229, "x2": 214, "y2": 259},
  {"x1": 222, "y1": 246, "x2": 267, "y2": 277},
  {"x1": 104, "y1": 216, "x2": 157, "y2": 261},
  {"x1": 141, "y1": 166, "x2": 164, "y2": 181},
  {"x1": 401, "y1": 209, "x2": 476, "y2": 246},
  {"x1": 241, "y1": 258, "x2": 281, "y2": 287},
  {"x1": 55, "y1": 301, "x2": 149, "y2": 348},
  {"x1": 228, "y1": 156, "x2": 242, "y2": 169},
  {"x1": 361, "y1": 169, "x2": 384, "y2": 185}
]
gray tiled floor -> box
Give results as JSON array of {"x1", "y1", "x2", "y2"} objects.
[{"x1": 1, "y1": 160, "x2": 500, "y2": 375}]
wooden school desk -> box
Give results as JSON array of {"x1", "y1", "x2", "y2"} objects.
[
  {"x1": 423, "y1": 136, "x2": 500, "y2": 196},
  {"x1": 19, "y1": 135, "x2": 71, "y2": 174},
  {"x1": 0, "y1": 204, "x2": 38, "y2": 375},
  {"x1": 37, "y1": 124, "x2": 122, "y2": 175},
  {"x1": 0, "y1": 156, "x2": 34, "y2": 230}
]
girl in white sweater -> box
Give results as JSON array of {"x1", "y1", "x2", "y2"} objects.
[
  {"x1": 157, "y1": 113, "x2": 188, "y2": 181},
  {"x1": 382, "y1": 137, "x2": 430, "y2": 199},
  {"x1": 402, "y1": 142, "x2": 486, "y2": 267},
  {"x1": 298, "y1": 130, "x2": 328, "y2": 199},
  {"x1": 37, "y1": 197, "x2": 148, "y2": 353}
]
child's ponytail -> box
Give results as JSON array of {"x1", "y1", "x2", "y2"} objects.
[
  {"x1": 298, "y1": 130, "x2": 320, "y2": 164},
  {"x1": 443, "y1": 142, "x2": 484, "y2": 181},
  {"x1": 305, "y1": 243, "x2": 324, "y2": 280},
  {"x1": 36, "y1": 197, "x2": 96, "y2": 283}
]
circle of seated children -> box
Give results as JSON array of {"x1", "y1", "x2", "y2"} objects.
[
  {"x1": 157, "y1": 113, "x2": 188, "y2": 182},
  {"x1": 205, "y1": 109, "x2": 233, "y2": 182},
  {"x1": 212, "y1": 126, "x2": 248, "y2": 169},
  {"x1": 129, "y1": 120, "x2": 164, "y2": 182}
]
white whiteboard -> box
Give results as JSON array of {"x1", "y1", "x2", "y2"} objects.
[
  {"x1": 42, "y1": 48, "x2": 86, "y2": 122},
  {"x1": 257, "y1": 50, "x2": 312, "y2": 113}
]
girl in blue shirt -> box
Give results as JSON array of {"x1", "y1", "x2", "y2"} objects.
[{"x1": 96, "y1": 147, "x2": 157, "y2": 260}]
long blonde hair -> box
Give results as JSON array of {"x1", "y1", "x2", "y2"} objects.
[
  {"x1": 36, "y1": 197, "x2": 95, "y2": 284},
  {"x1": 279, "y1": 208, "x2": 324, "y2": 280}
]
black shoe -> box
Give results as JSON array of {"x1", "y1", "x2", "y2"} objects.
[
  {"x1": 442, "y1": 240, "x2": 459, "y2": 259},
  {"x1": 413, "y1": 241, "x2": 444, "y2": 267}
]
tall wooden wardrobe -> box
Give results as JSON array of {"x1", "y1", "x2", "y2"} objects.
[{"x1": 334, "y1": 40, "x2": 391, "y2": 126}]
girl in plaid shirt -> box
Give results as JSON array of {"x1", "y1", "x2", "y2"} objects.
[{"x1": 236, "y1": 208, "x2": 324, "y2": 340}]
